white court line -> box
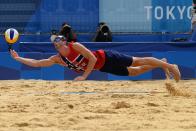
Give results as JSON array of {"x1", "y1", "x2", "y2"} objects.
[{"x1": 16, "y1": 91, "x2": 168, "y2": 96}]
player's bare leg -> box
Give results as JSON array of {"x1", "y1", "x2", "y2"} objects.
[
  {"x1": 128, "y1": 65, "x2": 155, "y2": 76},
  {"x1": 130, "y1": 57, "x2": 170, "y2": 79},
  {"x1": 129, "y1": 57, "x2": 181, "y2": 82}
]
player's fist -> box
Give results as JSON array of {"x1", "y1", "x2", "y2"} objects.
[{"x1": 10, "y1": 49, "x2": 19, "y2": 59}]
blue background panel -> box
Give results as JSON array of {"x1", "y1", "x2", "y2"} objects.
[
  {"x1": 0, "y1": 0, "x2": 192, "y2": 33},
  {"x1": 0, "y1": 66, "x2": 20, "y2": 80},
  {"x1": 0, "y1": 0, "x2": 99, "y2": 33},
  {"x1": 0, "y1": 50, "x2": 195, "y2": 80},
  {"x1": 21, "y1": 70, "x2": 42, "y2": 79},
  {"x1": 42, "y1": 65, "x2": 65, "y2": 80},
  {"x1": 99, "y1": 0, "x2": 152, "y2": 32}
]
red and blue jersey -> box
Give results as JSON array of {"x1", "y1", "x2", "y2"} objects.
[{"x1": 59, "y1": 42, "x2": 105, "y2": 72}]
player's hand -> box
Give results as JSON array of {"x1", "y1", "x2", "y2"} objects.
[
  {"x1": 10, "y1": 49, "x2": 19, "y2": 59},
  {"x1": 74, "y1": 76, "x2": 86, "y2": 81}
]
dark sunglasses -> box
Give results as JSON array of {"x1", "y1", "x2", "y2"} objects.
[{"x1": 53, "y1": 37, "x2": 62, "y2": 43}]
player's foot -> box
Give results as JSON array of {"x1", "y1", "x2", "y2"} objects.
[
  {"x1": 168, "y1": 64, "x2": 181, "y2": 82},
  {"x1": 161, "y1": 58, "x2": 170, "y2": 79}
]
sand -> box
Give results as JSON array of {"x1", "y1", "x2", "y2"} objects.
[{"x1": 0, "y1": 80, "x2": 196, "y2": 131}]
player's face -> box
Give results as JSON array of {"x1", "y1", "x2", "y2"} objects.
[
  {"x1": 53, "y1": 37, "x2": 69, "y2": 55},
  {"x1": 54, "y1": 42, "x2": 69, "y2": 56},
  {"x1": 54, "y1": 41, "x2": 64, "y2": 50},
  {"x1": 53, "y1": 37, "x2": 65, "y2": 50}
]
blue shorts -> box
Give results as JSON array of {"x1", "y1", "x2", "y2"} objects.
[{"x1": 99, "y1": 50, "x2": 133, "y2": 76}]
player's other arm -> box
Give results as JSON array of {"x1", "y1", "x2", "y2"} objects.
[
  {"x1": 72, "y1": 42, "x2": 97, "y2": 80},
  {"x1": 10, "y1": 50, "x2": 56, "y2": 67}
]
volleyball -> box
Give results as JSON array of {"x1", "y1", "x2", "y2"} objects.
[{"x1": 4, "y1": 28, "x2": 19, "y2": 44}]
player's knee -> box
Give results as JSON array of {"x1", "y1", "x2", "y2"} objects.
[
  {"x1": 128, "y1": 67, "x2": 141, "y2": 76},
  {"x1": 132, "y1": 57, "x2": 145, "y2": 66},
  {"x1": 128, "y1": 71, "x2": 139, "y2": 76},
  {"x1": 128, "y1": 66, "x2": 149, "y2": 76}
]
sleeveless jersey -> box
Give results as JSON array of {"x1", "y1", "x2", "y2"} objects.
[{"x1": 59, "y1": 42, "x2": 105, "y2": 72}]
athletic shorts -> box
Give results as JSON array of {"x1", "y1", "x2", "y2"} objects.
[{"x1": 99, "y1": 50, "x2": 133, "y2": 76}]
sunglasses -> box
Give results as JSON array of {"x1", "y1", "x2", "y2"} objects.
[
  {"x1": 52, "y1": 36, "x2": 66, "y2": 50},
  {"x1": 53, "y1": 37, "x2": 62, "y2": 43}
]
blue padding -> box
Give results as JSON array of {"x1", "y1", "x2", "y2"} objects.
[
  {"x1": 87, "y1": 71, "x2": 108, "y2": 80},
  {"x1": 64, "y1": 68, "x2": 83, "y2": 80},
  {"x1": 1, "y1": 49, "x2": 196, "y2": 80},
  {"x1": 17, "y1": 41, "x2": 196, "y2": 53},
  {"x1": 21, "y1": 70, "x2": 42, "y2": 79},
  {"x1": 63, "y1": 68, "x2": 108, "y2": 80},
  {"x1": 152, "y1": 68, "x2": 166, "y2": 80},
  {"x1": 190, "y1": 26, "x2": 196, "y2": 42},
  {"x1": 0, "y1": 52, "x2": 21, "y2": 70},
  {"x1": 108, "y1": 72, "x2": 152, "y2": 80},
  {"x1": 20, "y1": 43, "x2": 57, "y2": 53},
  {"x1": 166, "y1": 51, "x2": 196, "y2": 67},
  {"x1": 0, "y1": 66, "x2": 20, "y2": 80},
  {"x1": 129, "y1": 72, "x2": 152, "y2": 80},
  {"x1": 179, "y1": 66, "x2": 195, "y2": 79},
  {"x1": 152, "y1": 51, "x2": 196, "y2": 79},
  {"x1": 112, "y1": 34, "x2": 162, "y2": 42},
  {"x1": 42, "y1": 65, "x2": 65, "y2": 80},
  {"x1": 165, "y1": 51, "x2": 196, "y2": 79},
  {"x1": 152, "y1": 52, "x2": 167, "y2": 59},
  {"x1": 108, "y1": 75, "x2": 130, "y2": 80}
]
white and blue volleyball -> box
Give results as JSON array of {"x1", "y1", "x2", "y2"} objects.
[{"x1": 4, "y1": 28, "x2": 19, "y2": 44}]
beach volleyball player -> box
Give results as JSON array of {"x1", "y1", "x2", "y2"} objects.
[{"x1": 10, "y1": 35, "x2": 181, "y2": 81}]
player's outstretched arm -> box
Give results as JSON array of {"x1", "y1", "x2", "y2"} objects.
[{"x1": 10, "y1": 49, "x2": 56, "y2": 67}]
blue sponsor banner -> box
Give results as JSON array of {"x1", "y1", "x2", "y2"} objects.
[
  {"x1": 99, "y1": 0, "x2": 192, "y2": 32},
  {"x1": 151, "y1": 0, "x2": 192, "y2": 32}
]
